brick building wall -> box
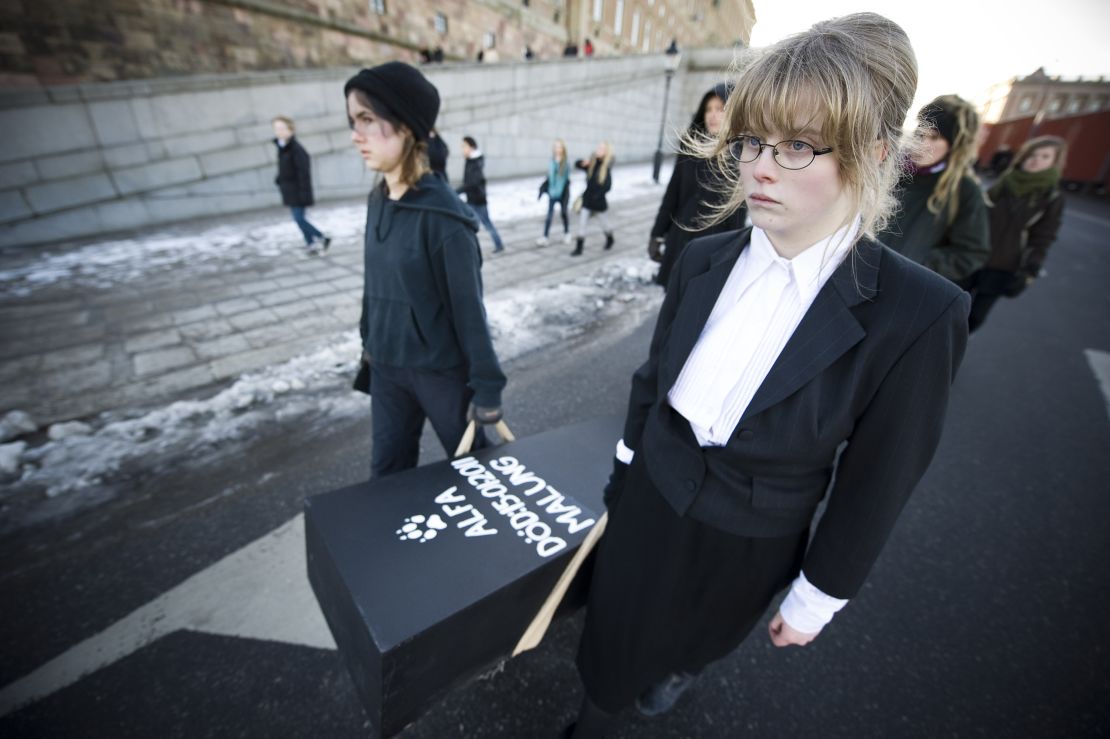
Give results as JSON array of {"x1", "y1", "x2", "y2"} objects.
[{"x1": 0, "y1": 0, "x2": 752, "y2": 87}]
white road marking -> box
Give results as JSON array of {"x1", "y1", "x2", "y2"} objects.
[
  {"x1": 1086, "y1": 349, "x2": 1110, "y2": 423},
  {"x1": 1067, "y1": 209, "x2": 1110, "y2": 229},
  {"x1": 0, "y1": 513, "x2": 333, "y2": 717}
]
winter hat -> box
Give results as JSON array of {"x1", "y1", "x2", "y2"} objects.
[
  {"x1": 917, "y1": 98, "x2": 958, "y2": 148},
  {"x1": 344, "y1": 61, "x2": 440, "y2": 142}
]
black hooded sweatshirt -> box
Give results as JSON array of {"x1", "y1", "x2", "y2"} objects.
[
  {"x1": 651, "y1": 85, "x2": 746, "y2": 288},
  {"x1": 359, "y1": 173, "x2": 506, "y2": 407}
]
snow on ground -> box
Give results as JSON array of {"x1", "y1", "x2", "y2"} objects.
[
  {"x1": 0, "y1": 161, "x2": 672, "y2": 297},
  {"x1": 0, "y1": 257, "x2": 662, "y2": 532}
]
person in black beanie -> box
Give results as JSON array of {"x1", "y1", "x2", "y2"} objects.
[
  {"x1": 345, "y1": 61, "x2": 506, "y2": 477},
  {"x1": 877, "y1": 94, "x2": 989, "y2": 286}
]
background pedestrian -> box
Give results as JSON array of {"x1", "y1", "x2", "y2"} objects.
[
  {"x1": 649, "y1": 83, "x2": 746, "y2": 288},
  {"x1": 427, "y1": 128, "x2": 449, "y2": 181},
  {"x1": 570, "y1": 142, "x2": 615, "y2": 256},
  {"x1": 272, "y1": 116, "x2": 330, "y2": 254},
  {"x1": 878, "y1": 94, "x2": 989, "y2": 286},
  {"x1": 967, "y1": 135, "x2": 1067, "y2": 332},
  {"x1": 536, "y1": 139, "x2": 572, "y2": 246},
  {"x1": 458, "y1": 136, "x2": 506, "y2": 254}
]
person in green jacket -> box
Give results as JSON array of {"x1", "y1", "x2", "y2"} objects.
[
  {"x1": 967, "y1": 135, "x2": 1067, "y2": 332},
  {"x1": 879, "y1": 94, "x2": 989, "y2": 287}
]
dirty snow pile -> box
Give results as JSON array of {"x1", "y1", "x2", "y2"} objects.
[
  {"x1": 0, "y1": 161, "x2": 672, "y2": 297},
  {"x1": 0, "y1": 257, "x2": 661, "y2": 529}
]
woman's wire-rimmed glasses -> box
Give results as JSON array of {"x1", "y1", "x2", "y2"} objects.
[{"x1": 727, "y1": 135, "x2": 834, "y2": 170}]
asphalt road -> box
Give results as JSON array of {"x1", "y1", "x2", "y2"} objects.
[{"x1": 2, "y1": 195, "x2": 1109, "y2": 738}]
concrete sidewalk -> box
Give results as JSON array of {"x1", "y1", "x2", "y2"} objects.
[{"x1": 0, "y1": 193, "x2": 663, "y2": 427}]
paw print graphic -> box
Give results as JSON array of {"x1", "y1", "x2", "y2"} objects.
[{"x1": 396, "y1": 514, "x2": 448, "y2": 543}]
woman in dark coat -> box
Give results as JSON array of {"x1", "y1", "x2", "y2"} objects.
[
  {"x1": 272, "y1": 116, "x2": 329, "y2": 253},
  {"x1": 877, "y1": 95, "x2": 989, "y2": 286},
  {"x1": 967, "y1": 135, "x2": 1067, "y2": 332},
  {"x1": 570, "y1": 141, "x2": 614, "y2": 256},
  {"x1": 650, "y1": 83, "x2": 747, "y2": 288},
  {"x1": 566, "y1": 13, "x2": 969, "y2": 738}
]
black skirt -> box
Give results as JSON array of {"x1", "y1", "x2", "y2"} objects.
[{"x1": 576, "y1": 454, "x2": 808, "y2": 712}]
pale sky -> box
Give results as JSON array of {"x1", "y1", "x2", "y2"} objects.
[{"x1": 748, "y1": 0, "x2": 1110, "y2": 118}]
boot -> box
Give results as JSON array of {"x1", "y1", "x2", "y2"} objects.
[
  {"x1": 603, "y1": 232, "x2": 614, "y2": 250},
  {"x1": 571, "y1": 237, "x2": 584, "y2": 256}
]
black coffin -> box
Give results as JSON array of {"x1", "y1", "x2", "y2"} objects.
[{"x1": 305, "y1": 416, "x2": 621, "y2": 737}]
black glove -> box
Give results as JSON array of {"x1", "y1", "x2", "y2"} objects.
[
  {"x1": 468, "y1": 404, "x2": 503, "y2": 425},
  {"x1": 352, "y1": 351, "x2": 372, "y2": 395},
  {"x1": 648, "y1": 237, "x2": 664, "y2": 263},
  {"x1": 603, "y1": 457, "x2": 630, "y2": 509}
]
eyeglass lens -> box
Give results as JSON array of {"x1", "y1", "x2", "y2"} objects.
[{"x1": 729, "y1": 136, "x2": 817, "y2": 170}]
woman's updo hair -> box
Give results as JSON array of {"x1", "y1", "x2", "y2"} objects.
[{"x1": 694, "y1": 12, "x2": 918, "y2": 241}]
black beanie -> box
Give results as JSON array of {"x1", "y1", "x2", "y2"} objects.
[
  {"x1": 918, "y1": 99, "x2": 958, "y2": 148},
  {"x1": 344, "y1": 61, "x2": 440, "y2": 142}
]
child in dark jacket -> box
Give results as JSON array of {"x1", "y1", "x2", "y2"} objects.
[
  {"x1": 571, "y1": 142, "x2": 615, "y2": 256},
  {"x1": 272, "y1": 116, "x2": 330, "y2": 253},
  {"x1": 967, "y1": 135, "x2": 1067, "y2": 332},
  {"x1": 345, "y1": 62, "x2": 506, "y2": 477}
]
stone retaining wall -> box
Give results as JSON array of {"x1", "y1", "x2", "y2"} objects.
[{"x1": 0, "y1": 48, "x2": 735, "y2": 249}]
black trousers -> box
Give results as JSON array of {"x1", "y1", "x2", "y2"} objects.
[
  {"x1": 369, "y1": 363, "x2": 486, "y2": 478},
  {"x1": 576, "y1": 454, "x2": 808, "y2": 712},
  {"x1": 967, "y1": 268, "x2": 1027, "y2": 333}
]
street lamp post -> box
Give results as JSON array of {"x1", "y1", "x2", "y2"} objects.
[{"x1": 652, "y1": 52, "x2": 682, "y2": 184}]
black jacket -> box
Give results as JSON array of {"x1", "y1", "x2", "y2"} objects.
[
  {"x1": 457, "y1": 154, "x2": 489, "y2": 206},
  {"x1": 274, "y1": 137, "x2": 314, "y2": 207},
  {"x1": 360, "y1": 173, "x2": 506, "y2": 407},
  {"x1": 576, "y1": 158, "x2": 612, "y2": 212},
  {"x1": 651, "y1": 154, "x2": 746, "y2": 287},
  {"x1": 879, "y1": 169, "x2": 989, "y2": 284},
  {"x1": 428, "y1": 135, "x2": 449, "y2": 181},
  {"x1": 985, "y1": 184, "x2": 1063, "y2": 275},
  {"x1": 622, "y1": 228, "x2": 969, "y2": 599}
]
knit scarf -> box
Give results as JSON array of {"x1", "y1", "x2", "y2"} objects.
[{"x1": 991, "y1": 167, "x2": 1060, "y2": 201}]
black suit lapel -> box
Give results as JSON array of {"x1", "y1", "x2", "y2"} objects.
[
  {"x1": 739, "y1": 240, "x2": 883, "y2": 424},
  {"x1": 664, "y1": 231, "x2": 750, "y2": 383}
]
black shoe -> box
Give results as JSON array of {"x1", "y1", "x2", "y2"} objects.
[
  {"x1": 571, "y1": 237, "x2": 584, "y2": 256},
  {"x1": 634, "y1": 672, "x2": 698, "y2": 717},
  {"x1": 322, "y1": 236, "x2": 331, "y2": 251},
  {"x1": 604, "y1": 232, "x2": 614, "y2": 250}
]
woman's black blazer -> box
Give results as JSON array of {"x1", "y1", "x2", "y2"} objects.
[{"x1": 622, "y1": 227, "x2": 970, "y2": 600}]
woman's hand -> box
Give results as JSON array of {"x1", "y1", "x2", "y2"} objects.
[{"x1": 768, "y1": 610, "x2": 820, "y2": 647}]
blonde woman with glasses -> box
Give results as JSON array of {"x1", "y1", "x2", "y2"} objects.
[{"x1": 566, "y1": 14, "x2": 970, "y2": 737}]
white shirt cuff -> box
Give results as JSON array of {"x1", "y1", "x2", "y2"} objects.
[
  {"x1": 615, "y1": 438, "x2": 635, "y2": 464},
  {"x1": 779, "y1": 571, "x2": 849, "y2": 635}
]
